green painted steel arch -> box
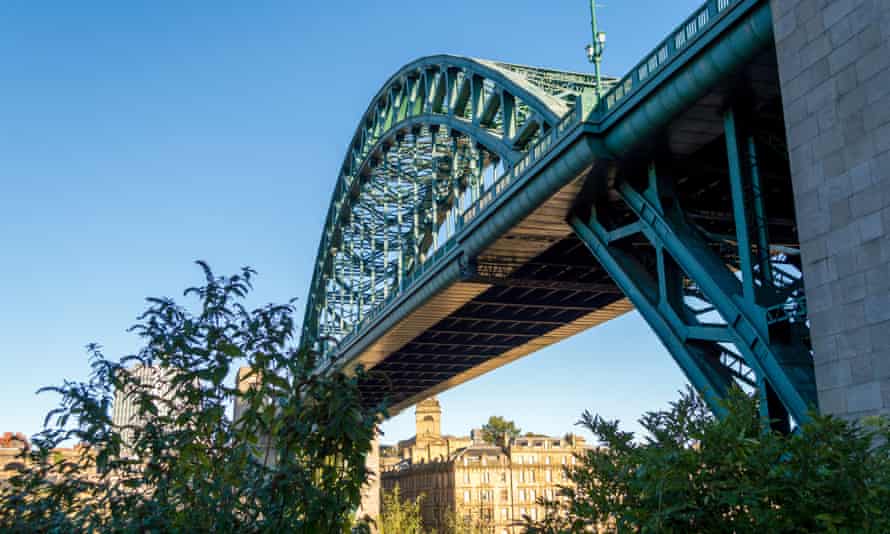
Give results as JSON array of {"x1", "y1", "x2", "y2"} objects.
[{"x1": 301, "y1": 55, "x2": 595, "y2": 349}]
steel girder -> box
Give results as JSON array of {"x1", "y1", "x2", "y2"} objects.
[
  {"x1": 302, "y1": 56, "x2": 602, "y2": 353},
  {"x1": 570, "y1": 108, "x2": 816, "y2": 428}
]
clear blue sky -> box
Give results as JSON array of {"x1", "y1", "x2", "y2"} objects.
[{"x1": 1, "y1": 0, "x2": 705, "y2": 444}]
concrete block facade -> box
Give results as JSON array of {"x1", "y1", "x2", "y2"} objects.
[{"x1": 772, "y1": 0, "x2": 890, "y2": 418}]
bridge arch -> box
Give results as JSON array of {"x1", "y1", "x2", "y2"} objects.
[{"x1": 301, "y1": 55, "x2": 599, "y2": 351}]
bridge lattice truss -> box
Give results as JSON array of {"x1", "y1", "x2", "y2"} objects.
[{"x1": 302, "y1": 57, "x2": 610, "y2": 351}]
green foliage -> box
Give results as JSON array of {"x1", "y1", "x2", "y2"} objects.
[
  {"x1": 0, "y1": 262, "x2": 387, "y2": 533},
  {"x1": 442, "y1": 507, "x2": 493, "y2": 534},
  {"x1": 380, "y1": 485, "x2": 424, "y2": 534},
  {"x1": 480, "y1": 416, "x2": 521, "y2": 446},
  {"x1": 524, "y1": 387, "x2": 890, "y2": 534}
]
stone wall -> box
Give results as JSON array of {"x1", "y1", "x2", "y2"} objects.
[{"x1": 772, "y1": 0, "x2": 890, "y2": 417}]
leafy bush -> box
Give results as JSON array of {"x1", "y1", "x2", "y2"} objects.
[
  {"x1": 0, "y1": 263, "x2": 386, "y2": 533},
  {"x1": 380, "y1": 485, "x2": 424, "y2": 534},
  {"x1": 524, "y1": 388, "x2": 890, "y2": 533}
]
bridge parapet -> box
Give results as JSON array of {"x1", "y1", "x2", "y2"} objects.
[{"x1": 597, "y1": 0, "x2": 742, "y2": 118}]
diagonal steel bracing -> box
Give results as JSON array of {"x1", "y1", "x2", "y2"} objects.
[{"x1": 571, "y1": 108, "x2": 816, "y2": 427}]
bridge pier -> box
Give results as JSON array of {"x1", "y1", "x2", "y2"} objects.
[{"x1": 772, "y1": 0, "x2": 890, "y2": 418}]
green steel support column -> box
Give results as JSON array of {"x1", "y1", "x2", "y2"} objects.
[
  {"x1": 358, "y1": 223, "x2": 365, "y2": 320},
  {"x1": 431, "y1": 133, "x2": 438, "y2": 252},
  {"x1": 338, "y1": 279, "x2": 344, "y2": 331},
  {"x1": 413, "y1": 179, "x2": 420, "y2": 266},
  {"x1": 396, "y1": 163, "x2": 404, "y2": 289},
  {"x1": 726, "y1": 110, "x2": 794, "y2": 430},
  {"x1": 747, "y1": 136, "x2": 773, "y2": 287},
  {"x1": 370, "y1": 221, "x2": 376, "y2": 307},
  {"x1": 724, "y1": 109, "x2": 757, "y2": 307},
  {"x1": 502, "y1": 91, "x2": 516, "y2": 141},
  {"x1": 431, "y1": 173, "x2": 438, "y2": 251},
  {"x1": 383, "y1": 190, "x2": 389, "y2": 300},
  {"x1": 451, "y1": 159, "x2": 460, "y2": 239},
  {"x1": 476, "y1": 149, "x2": 484, "y2": 200},
  {"x1": 757, "y1": 375, "x2": 791, "y2": 434},
  {"x1": 349, "y1": 243, "x2": 357, "y2": 324}
]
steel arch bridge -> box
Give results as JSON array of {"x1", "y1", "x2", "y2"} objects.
[
  {"x1": 301, "y1": 0, "x2": 818, "y2": 432},
  {"x1": 301, "y1": 56, "x2": 606, "y2": 344}
]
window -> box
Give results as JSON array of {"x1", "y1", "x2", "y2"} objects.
[
  {"x1": 463, "y1": 490, "x2": 470, "y2": 504},
  {"x1": 561, "y1": 456, "x2": 567, "y2": 465},
  {"x1": 545, "y1": 455, "x2": 551, "y2": 465},
  {"x1": 520, "y1": 507, "x2": 526, "y2": 518},
  {"x1": 546, "y1": 488, "x2": 553, "y2": 500},
  {"x1": 500, "y1": 472, "x2": 507, "y2": 483},
  {"x1": 529, "y1": 470, "x2": 535, "y2": 483},
  {"x1": 463, "y1": 472, "x2": 470, "y2": 484},
  {"x1": 571, "y1": 456, "x2": 577, "y2": 465},
  {"x1": 502, "y1": 508, "x2": 509, "y2": 520},
  {"x1": 531, "y1": 508, "x2": 538, "y2": 520},
  {"x1": 483, "y1": 471, "x2": 490, "y2": 483},
  {"x1": 518, "y1": 489, "x2": 525, "y2": 502},
  {"x1": 546, "y1": 469, "x2": 552, "y2": 483},
  {"x1": 529, "y1": 489, "x2": 536, "y2": 503},
  {"x1": 519, "y1": 470, "x2": 525, "y2": 482}
]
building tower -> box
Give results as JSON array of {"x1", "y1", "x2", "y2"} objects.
[
  {"x1": 415, "y1": 397, "x2": 442, "y2": 438},
  {"x1": 233, "y1": 366, "x2": 262, "y2": 424},
  {"x1": 111, "y1": 365, "x2": 176, "y2": 457}
]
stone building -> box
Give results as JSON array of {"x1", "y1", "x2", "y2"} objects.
[
  {"x1": 381, "y1": 400, "x2": 588, "y2": 534},
  {"x1": 0, "y1": 432, "x2": 30, "y2": 482},
  {"x1": 1, "y1": 432, "x2": 97, "y2": 489},
  {"x1": 111, "y1": 364, "x2": 180, "y2": 456}
]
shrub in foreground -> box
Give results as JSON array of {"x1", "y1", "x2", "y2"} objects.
[
  {"x1": 0, "y1": 262, "x2": 386, "y2": 533},
  {"x1": 525, "y1": 388, "x2": 890, "y2": 533}
]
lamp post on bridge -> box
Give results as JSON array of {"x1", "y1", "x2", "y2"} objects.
[{"x1": 585, "y1": 1, "x2": 607, "y2": 100}]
